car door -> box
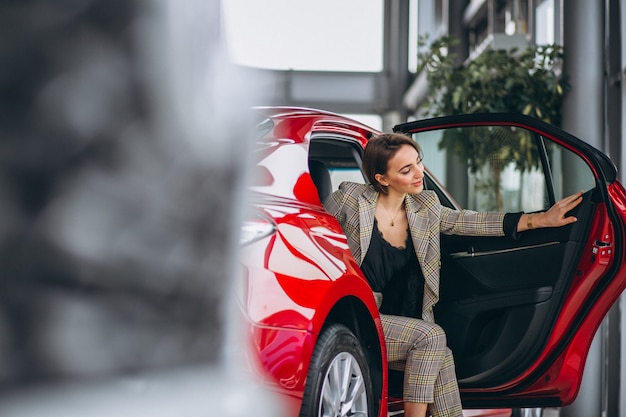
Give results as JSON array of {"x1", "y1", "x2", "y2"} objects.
[{"x1": 394, "y1": 113, "x2": 626, "y2": 409}]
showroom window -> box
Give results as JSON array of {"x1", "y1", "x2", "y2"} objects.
[
  {"x1": 221, "y1": 0, "x2": 384, "y2": 72},
  {"x1": 534, "y1": 0, "x2": 562, "y2": 45}
]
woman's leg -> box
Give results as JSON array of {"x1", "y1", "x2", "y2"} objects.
[
  {"x1": 429, "y1": 347, "x2": 463, "y2": 417},
  {"x1": 404, "y1": 402, "x2": 429, "y2": 417},
  {"x1": 381, "y1": 314, "x2": 462, "y2": 417}
]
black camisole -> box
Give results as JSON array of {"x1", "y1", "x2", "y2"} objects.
[{"x1": 360, "y1": 218, "x2": 424, "y2": 319}]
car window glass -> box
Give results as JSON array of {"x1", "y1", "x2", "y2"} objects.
[
  {"x1": 412, "y1": 125, "x2": 595, "y2": 212},
  {"x1": 329, "y1": 167, "x2": 366, "y2": 190},
  {"x1": 549, "y1": 140, "x2": 597, "y2": 198}
]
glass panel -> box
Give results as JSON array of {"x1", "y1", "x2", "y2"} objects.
[
  {"x1": 551, "y1": 142, "x2": 597, "y2": 197},
  {"x1": 408, "y1": 0, "x2": 418, "y2": 73},
  {"x1": 413, "y1": 125, "x2": 595, "y2": 212},
  {"x1": 535, "y1": 0, "x2": 555, "y2": 44},
  {"x1": 329, "y1": 167, "x2": 365, "y2": 191},
  {"x1": 221, "y1": 0, "x2": 384, "y2": 72}
]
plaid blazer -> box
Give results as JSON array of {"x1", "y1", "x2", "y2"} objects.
[{"x1": 324, "y1": 182, "x2": 506, "y2": 323}]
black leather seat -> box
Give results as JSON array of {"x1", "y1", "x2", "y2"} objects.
[{"x1": 308, "y1": 160, "x2": 332, "y2": 203}]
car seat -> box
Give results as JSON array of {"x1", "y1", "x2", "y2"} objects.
[{"x1": 308, "y1": 159, "x2": 332, "y2": 203}]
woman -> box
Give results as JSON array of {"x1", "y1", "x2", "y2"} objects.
[{"x1": 323, "y1": 133, "x2": 582, "y2": 417}]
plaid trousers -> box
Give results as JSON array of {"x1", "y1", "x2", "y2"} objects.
[{"x1": 382, "y1": 314, "x2": 463, "y2": 417}]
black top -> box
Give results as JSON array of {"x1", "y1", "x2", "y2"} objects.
[
  {"x1": 361, "y1": 219, "x2": 424, "y2": 319},
  {"x1": 359, "y1": 213, "x2": 522, "y2": 319}
]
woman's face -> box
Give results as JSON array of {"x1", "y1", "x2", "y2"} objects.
[{"x1": 376, "y1": 144, "x2": 424, "y2": 195}]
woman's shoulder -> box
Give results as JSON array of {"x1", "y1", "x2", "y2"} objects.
[
  {"x1": 334, "y1": 181, "x2": 372, "y2": 199},
  {"x1": 410, "y1": 190, "x2": 440, "y2": 205},
  {"x1": 325, "y1": 181, "x2": 372, "y2": 211},
  {"x1": 339, "y1": 181, "x2": 369, "y2": 191}
]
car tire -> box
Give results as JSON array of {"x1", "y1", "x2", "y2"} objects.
[{"x1": 299, "y1": 323, "x2": 375, "y2": 417}]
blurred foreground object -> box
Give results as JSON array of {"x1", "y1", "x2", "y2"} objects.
[{"x1": 0, "y1": 0, "x2": 279, "y2": 415}]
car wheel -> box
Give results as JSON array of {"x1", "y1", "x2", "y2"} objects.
[{"x1": 299, "y1": 323, "x2": 374, "y2": 417}]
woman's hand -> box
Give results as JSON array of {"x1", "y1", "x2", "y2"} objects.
[{"x1": 519, "y1": 191, "x2": 584, "y2": 231}]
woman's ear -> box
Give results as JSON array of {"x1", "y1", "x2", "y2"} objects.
[{"x1": 374, "y1": 173, "x2": 388, "y2": 187}]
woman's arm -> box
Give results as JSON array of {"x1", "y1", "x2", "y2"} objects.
[{"x1": 517, "y1": 190, "x2": 584, "y2": 232}]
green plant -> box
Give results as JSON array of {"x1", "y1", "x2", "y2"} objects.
[
  {"x1": 416, "y1": 35, "x2": 570, "y2": 210},
  {"x1": 417, "y1": 35, "x2": 570, "y2": 124}
]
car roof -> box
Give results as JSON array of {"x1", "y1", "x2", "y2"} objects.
[{"x1": 253, "y1": 106, "x2": 379, "y2": 146}]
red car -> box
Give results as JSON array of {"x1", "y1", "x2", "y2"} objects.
[{"x1": 238, "y1": 107, "x2": 626, "y2": 417}]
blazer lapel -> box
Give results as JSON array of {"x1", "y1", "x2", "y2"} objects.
[
  {"x1": 406, "y1": 199, "x2": 429, "y2": 267},
  {"x1": 406, "y1": 194, "x2": 440, "y2": 318},
  {"x1": 357, "y1": 187, "x2": 378, "y2": 265}
]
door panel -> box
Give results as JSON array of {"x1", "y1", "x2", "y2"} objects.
[{"x1": 436, "y1": 190, "x2": 595, "y2": 385}]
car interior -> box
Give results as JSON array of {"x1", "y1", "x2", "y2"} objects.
[{"x1": 308, "y1": 137, "x2": 368, "y2": 203}]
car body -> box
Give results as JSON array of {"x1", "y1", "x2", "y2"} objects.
[{"x1": 237, "y1": 107, "x2": 626, "y2": 417}]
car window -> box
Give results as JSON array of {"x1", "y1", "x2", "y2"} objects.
[
  {"x1": 329, "y1": 167, "x2": 366, "y2": 190},
  {"x1": 309, "y1": 137, "x2": 367, "y2": 200},
  {"x1": 412, "y1": 125, "x2": 595, "y2": 212}
]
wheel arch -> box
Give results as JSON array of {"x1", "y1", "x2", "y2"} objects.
[{"x1": 321, "y1": 295, "x2": 385, "y2": 415}]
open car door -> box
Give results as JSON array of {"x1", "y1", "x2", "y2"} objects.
[{"x1": 394, "y1": 113, "x2": 626, "y2": 409}]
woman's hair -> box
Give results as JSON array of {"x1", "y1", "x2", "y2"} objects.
[{"x1": 362, "y1": 132, "x2": 422, "y2": 194}]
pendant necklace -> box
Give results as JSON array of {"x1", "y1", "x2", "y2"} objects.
[{"x1": 381, "y1": 204, "x2": 402, "y2": 227}]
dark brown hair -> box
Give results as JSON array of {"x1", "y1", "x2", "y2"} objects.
[{"x1": 363, "y1": 132, "x2": 422, "y2": 194}]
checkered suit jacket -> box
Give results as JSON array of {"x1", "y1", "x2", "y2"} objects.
[{"x1": 324, "y1": 182, "x2": 506, "y2": 323}]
